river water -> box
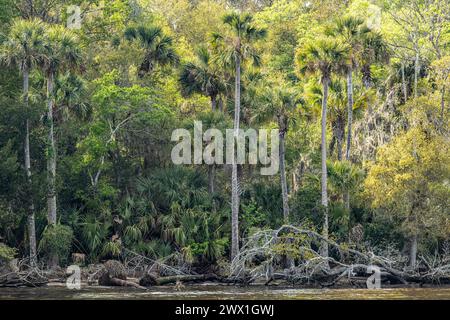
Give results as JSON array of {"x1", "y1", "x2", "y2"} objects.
[{"x1": 1, "y1": 285, "x2": 450, "y2": 300}]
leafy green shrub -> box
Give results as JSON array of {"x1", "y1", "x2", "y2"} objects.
[
  {"x1": 39, "y1": 224, "x2": 73, "y2": 264},
  {"x1": 0, "y1": 243, "x2": 16, "y2": 262},
  {"x1": 101, "y1": 240, "x2": 121, "y2": 258}
]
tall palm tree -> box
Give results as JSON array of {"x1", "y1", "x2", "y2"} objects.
[
  {"x1": 41, "y1": 26, "x2": 82, "y2": 226},
  {"x1": 328, "y1": 79, "x2": 347, "y2": 161},
  {"x1": 328, "y1": 16, "x2": 370, "y2": 161},
  {"x1": 124, "y1": 25, "x2": 179, "y2": 78},
  {"x1": 257, "y1": 81, "x2": 300, "y2": 223},
  {"x1": 297, "y1": 38, "x2": 348, "y2": 257},
  {"x1": 0, "y1": 18, "x2": 45, "y2": 266},
  {"x1": 213, "y1": 12, "x2": 266, "y2": 260},
  {"x1": 179, "y1": 46, "x2": 228, "y2": 194}
]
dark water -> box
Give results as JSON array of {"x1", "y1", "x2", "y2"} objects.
[{"x1": 1, "y1": 285, "x2": 450, "y2": 300}]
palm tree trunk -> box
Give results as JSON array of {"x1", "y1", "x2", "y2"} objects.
[
  {"x1": 211, "y1": 95, "x2": 217, "y2": 111},
  {"x1": 336, "y1": 116, "x2": 344, "y2": 161},
  {"x1": 279, "y1": 131, "x2": 289, "y2": 224},
  {"x1": 414, "y1": 51, "x2": 419, "y2": 99},
  {"x1": 208, "y1": 94, "x2": 218, "y2": 195},
  {"x1": 231, "y1": 55, "x2": 241, "y2": 261},
  {"x1": 321, "y1": 78, "x2": 330, "y2": 258},
  {"x1": 329, "y1": 135, "x2": 336, "y2": 157},
  {"x1": 47, "y1": 72, "x2": 57, "y2": 225},
  {"x1": 410, "y1": 234, "x2": 418, "y2": 268},
  {"x1": 218, "y1": 96, "x2": 223, "y2": 113},
  {"x1": 23, "y1": 66, "x2": 37, "y2": 267},
  {"x1": 208, "y1": 164, "x2": 215, "y2": 194},
  {"x1": 441, "y1": 86, "x2": 446, "y2": 127},
  {"x1": 401, "y1": 62, "x2": 408, "y2": 103},
  {"x1": 345, "y1": 68, "x2": 353, "y2": 161}
]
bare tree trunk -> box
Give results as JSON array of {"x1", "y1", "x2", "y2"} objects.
[
  {"x1": 218, "y1": 96, "x2": 224, "y2": 113},
  {"x1": 401, "y1": 62, "x2": 408, "y2": 103},
  {"x1": 208, "y1": 95, "x2": 218, "y2": 195},
  {"x1": 279, "y1": 131, "x2": 289, "y2": 224},
  {"x1": 208, "y1": 164, "x2": 215, "y2": 194},
  {"x1": 441, "y1": 86, "x2": 446, "y2": 127},
  {"x1": 410, "y1": 234, "x2": 418, "y2": 268},
  {"x1": 23, "y1": 67, "x2": 37, "y2": 267},
  {"x1": 345, "y1": 69, "x2": 353, "y2": 161},
  {"x1": 329, "y1": 135, "x2": 336, "y2": 157},
  {"x1": 414, "y1": 51, "x2": 419, "y2": 99},
  {"x1": 292, "y1": 172, "x2": 298, "y2": 193},
  {"x1": 47, "y1": 72, "x2": 57, "y2": 225},
  {"x1": 231, "y1": 55, "x2": 241, "y2": 261},
  {"x1": 211, "y1": 95, "x2": 217, "y2": 111},
  {"x1": 321, "y1": 78, "x2": 329, "y2": 258}
]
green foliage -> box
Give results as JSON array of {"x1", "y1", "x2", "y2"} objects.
[
  {"x1": 0, "y1": 0, "x2": 448, "y2": 271},
  {"x1": 39, "y1": 224, "x2": 73, "y2": 264},
  {"x1": 0, "y1": 243, "x2": 16, "y2": 262}
]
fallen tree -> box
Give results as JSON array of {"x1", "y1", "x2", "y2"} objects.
[
  {"x1": 98, "y1": 260, "x2": 146, "y2": 289},
  {"x1": 0, "y1": 259, "x2": 48, "y2": 288},
  {"x1": 139, "y1": 273, "x2": 220, "y2": 286},
  {"x1": 229, "y1": 225, "x2": 450, "y2": 287}
]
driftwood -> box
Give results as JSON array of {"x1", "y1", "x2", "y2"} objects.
[
  {"x1": 0, "y1": 259, "x2": 48, "y2": 288},
  {"x1": 229, "y1": 225, "x2": 450, "y2": 287},
  {"x1": 139, "y1": 273, "x2": 220, "y2": 287},
  {"x1": 98, "y1": 260, "x2": 146, "y2": 289}
]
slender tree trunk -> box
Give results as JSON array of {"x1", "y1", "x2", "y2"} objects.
[
  {"x1": 321, "y1": 78, "x2": 329, "y2": 258},
  {"x1": 211, "y1": 95, "x2": 217, "y2": 111},
  {"x1": 231, "y1": 55, "x2": 241, "y2": 261},
  {"x1": 410, "y1": 234, "x2": 418, "y2": 268},
  {"x1": 414, "y1": 51, "x2": 419, "y2": 99},
  {"x1": 329, "y1": 135, "x2": 336, "y2": 157},
  {"x1": 345, "y1": 68, "x2": 353, "y2": 161},
  {"x1": 23, "y1": 66, "x2": 37, "y2": 267},
  {"x1": 401, "y1": 62, "x2": 408, "y2": 103},
  {"x1": 47, "y1": 72, "x2": 57, "y2": 225},
  {"x1": 218, "y1": 96, "x2": 223, "y2": 113},
  {"x1": 208, "y1": 164, "x2": 215, "y2": 194},
  {"x1": 279, "y1": 131, "x2": 289, "y2": 224},
  {"x1": 336, "y1": 116, "x2": 344, "y2": 162},
  {"x1": 208, "y1": 95, "x2": 218, "y2": 195},
  {"x1": 441, "y1": 86, "x2": 446, "y2": 127},
  {"x1": 292, "y1": 172, "x2": 298, "y2": 193}
]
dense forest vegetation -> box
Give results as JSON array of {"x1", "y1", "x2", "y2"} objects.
[{"x1": 0, "y1": 0, "x2": 449, "y2": 284}]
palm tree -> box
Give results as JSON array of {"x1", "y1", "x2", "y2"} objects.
[
  {"x1": 327, "y1": 160, "x2": 363, "y2": 215},
  {"x1": 297, "y1": 37, "x2": 348, "y2": 257},
  {"x1": 359, "y1": 32, "x2": 390, "y2": 107},
  {"x1": 41, "y1": 26, "x2": 82, "y2": 226},
  {"x1": 213, "y1": 12, "x2": 266, "y2": 260},
  {"x1": 179, "y1": 46, "x2": 227, "y2": 112},
  {"x1": 124, "y1": 25, "x2": 179, "y2": 78},
  {"x1": 328, "y1": 16, "x2": 370, "y2": 161},
  {"x1": 328, "y1": 79, "x2": 347, "y2": 161},
  {"x1": 0, "y1": 18, "x2": 45, "y2": 266},
  {"x1": 257, "y1": 81, "x2": 300, "y2": 223},
  {"x1": 179, "y1": 46, "x2": 228, "y2": 194}
]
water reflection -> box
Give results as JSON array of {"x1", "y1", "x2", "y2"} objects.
[{"x1": 1, "y1": 285, "x2": 450, "y2": 300}]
